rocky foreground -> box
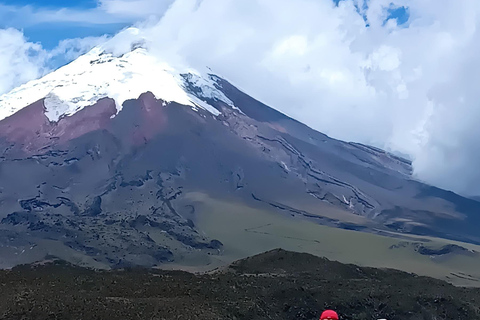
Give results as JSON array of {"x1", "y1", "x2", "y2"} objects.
[{"x1": 1, "y1": 249, "x2": 479, "y2": 320}]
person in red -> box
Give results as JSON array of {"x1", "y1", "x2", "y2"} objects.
[{"x1": 320, "y1": 309, "x2": 339, "y2": 320}]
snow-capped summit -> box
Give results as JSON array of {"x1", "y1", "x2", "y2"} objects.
[{"x1": 0, "y1": 27, "x2": 234, "y2": 122}]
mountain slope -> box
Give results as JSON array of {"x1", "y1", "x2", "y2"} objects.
[{"x1": 0, "y1": 29, "x2": 479, "y2": 271}]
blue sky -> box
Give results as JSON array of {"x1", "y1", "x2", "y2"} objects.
[
  {"x1": 22, "y1": 23, "x2": 127, "y2": 49},
  {"x1": 387, "y1": 5, "x2": 409, "y2": 25},
  {"x1": 1, "y1": 0, "x2": 97, "y2": 8},
  {"x1": 0, "y1": 0, "x2": 131, "y2": 49}
]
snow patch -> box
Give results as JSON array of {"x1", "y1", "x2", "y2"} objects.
[
  {"x1": 182, "y1": 73, "x2": 237, "y2": 110},
  {"x1": 280, "y1": 161, "x2": 290, "y2": 172}
]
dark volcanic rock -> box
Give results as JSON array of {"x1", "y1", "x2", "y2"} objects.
[
  {"x1": 0, "y1": 250, "x2": 479, "y2": 320},
  {"x1": 416, "y1": 244, "x2": 473, "y2": 256},
  {"x1": 2, "y1": 211, "x2": 39, "y2": 225},
  {"x1": 83, "y1": 196, "x2": 102, "y2": 216},
  {"x1": 19, "y1": 198, "x2": 61, "y2": 211}
]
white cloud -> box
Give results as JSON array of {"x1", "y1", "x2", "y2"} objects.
[
  {"x1": 99, "y1": 0, "x2": 174, "y2": 19},
  {"x1": 48, "y1": 36, "x2": 110, "y2": 61},
  {"x1": 124, "y1": 0, "x2": 480, "y2": 195},
  {"x1": 0, "y1": 28, "x2": 46, "y2": 95}
]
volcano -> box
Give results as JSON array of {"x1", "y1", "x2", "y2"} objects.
[{"x1": 0, "y1": 28, "x2": 479, "y2": 271}]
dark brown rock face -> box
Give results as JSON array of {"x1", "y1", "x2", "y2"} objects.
[{"x1": 0, "y1": 98, "x2": 117, "y2": 154}]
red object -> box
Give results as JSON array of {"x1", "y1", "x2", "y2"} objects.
[{"x1": 320, "y1": 310, "x2": 339, "y2": 320}]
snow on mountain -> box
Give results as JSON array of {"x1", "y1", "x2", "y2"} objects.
[{"x1": 0, "y1": 28, "x2": 235, "y2": 122}]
